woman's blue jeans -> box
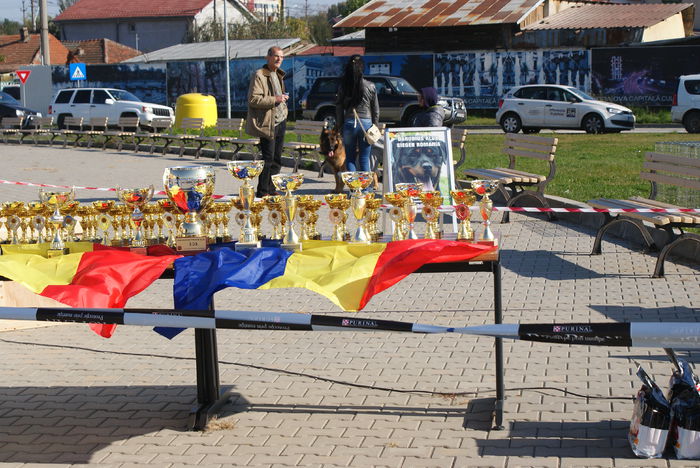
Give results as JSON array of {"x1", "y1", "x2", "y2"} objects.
[{"x1": 342, "y1": 117, "x2": 372, "y2": 172}]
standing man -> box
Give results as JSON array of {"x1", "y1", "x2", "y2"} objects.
[{"x1": 246, "y1": 46, "x2": 289, "y2": 198}]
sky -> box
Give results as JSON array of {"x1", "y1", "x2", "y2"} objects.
[
  {"x1": 0, "y1": 0, "x2": 342, "y2": 23},
  {"x1": 1, "y1": 0, "x2": 60, "y2": 23}
]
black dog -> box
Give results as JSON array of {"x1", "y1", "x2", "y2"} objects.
[{"x1": 392, "y1": 143, "x2": 447, "y2": 192}]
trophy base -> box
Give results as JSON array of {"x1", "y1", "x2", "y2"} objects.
[
  {"x1": 476, "y1": 233, "x2": 499, "y2": 247},
  {"x1": 234, "y1": 240, "x2": 261, "y2": 251},
  {"x1": 129, "y1": 246, "x2": 148, "y2": 256},
  {"x1": 47, "y1": 247, "x2": 70, "y2": 258},
  {"x1": 281, "y1": 242, "x2": 302, "y2": 252},
  {"x1": 175, "y1": 236, "x2": 209, "y2": 255}
]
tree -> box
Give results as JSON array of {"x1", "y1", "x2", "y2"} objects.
[
  {"x1": 187, "y1": 17, "x2": 311, "y2": 42},
  {"x1": 0, "y1": 18, "x2": 22, "y2": 34},
  {"x1": 58, "y1": 0, "x2": 78, "y2": 13},
  {"x1": 307, "y1": 13, "x2": 332, "y2": 45}
]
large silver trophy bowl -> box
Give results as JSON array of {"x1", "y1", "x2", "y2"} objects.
[
  {"x1": 163, "y1": 166, "x2": 215, "y2": 251},
  {"x1": 470, "y1": 179, "x2": 500, "y2": 244},
  {"x1": 227, "y1": 160, "x2": 265, "y2": 249}
]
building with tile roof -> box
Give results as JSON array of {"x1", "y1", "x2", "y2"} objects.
[
  {"x1": 334, "y1": 0, "x2": 695, "y2": 52},
  {"x1": 63, "y1": 39, "x2": 142, "y2": 64},
  {"x1": 0, "y1": 28, "x2": 70, "y2": 73},
  {"x1": 53, "y1": 0, "x2": 257, "y2": 53}
]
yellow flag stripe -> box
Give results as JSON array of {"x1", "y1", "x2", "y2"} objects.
[
  {"x1": 0, "y1": 252, "x2": 84, "y2": 294},
  {"x1": 259, "y1": 240, "x2": 387, "y2": 311}
]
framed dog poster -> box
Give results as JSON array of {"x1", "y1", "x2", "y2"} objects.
[{"x1": 384, "y1": 127, "x2": 456, "y2": 206}]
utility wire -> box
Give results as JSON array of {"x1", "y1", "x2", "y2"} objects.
[{"x1": 0, "y1": 337, "x2": 633, "y2": 401}]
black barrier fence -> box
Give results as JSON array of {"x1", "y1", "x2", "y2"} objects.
[{"x1": 48, "y1": 45, "x2": 700, "y2": 111}]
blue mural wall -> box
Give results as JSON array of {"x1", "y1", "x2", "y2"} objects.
[{"x1": 49, "y1": 46, "x2": 700, "y2": 112}]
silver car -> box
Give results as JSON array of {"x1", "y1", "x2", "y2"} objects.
[{"x1": 495, "y1": 84, "x2": 635, "y2": 134}]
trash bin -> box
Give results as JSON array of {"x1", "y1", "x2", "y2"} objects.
[{"x1": 174, "y1": 93, "x2": 217, "y2": 128}]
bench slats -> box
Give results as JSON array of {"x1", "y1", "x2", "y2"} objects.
[
  {"x1": 503, "y1": 146, "x2": 555, "y2": 161},
  {"x1": 647, "y1": 152, "x2": 700, "y2": 168},
  {"x1": 588, "y1": 198, "x2": 677, "y2": 225},
  {"x1": 640, "y1": 171, "x2": 700, "y2": 192},
  {"x1": 506, "y1": 133, "x2": 558, "y2": 146}
]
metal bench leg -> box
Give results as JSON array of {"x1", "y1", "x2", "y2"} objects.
[
  {"x1": 504, "y1": 191, "x2": 556, "y2": 224},
  {"x1": 498, "y1": 184, "x2": 513, "y2": 223},
  {"x1": 591, "y1": 216, "x2": 657, "y2": 255},
  {"x1": 653, "y1": 233, "x2": 700, "y2": 278}
]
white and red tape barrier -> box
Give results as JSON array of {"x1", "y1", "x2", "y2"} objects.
[{"x1": 1, "y1": 178, "x2": 698, "y2": 213}]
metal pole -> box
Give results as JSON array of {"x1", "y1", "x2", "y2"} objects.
[
  {"x1": 223, "y1": 0, "x2": 231, "y2": 118},
  {"x1": 40, "y1": 0, "x2": 50, "y2": 66}
]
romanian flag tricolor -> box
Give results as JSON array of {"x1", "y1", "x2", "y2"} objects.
[
  {"x1": 157, "y1": 239, "x2": 495, "y2": 338},
  {"x1": 0, "y1": 243, "x2": 180, "y2": 338}
]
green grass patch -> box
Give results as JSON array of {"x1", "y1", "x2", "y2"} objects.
[{"x1": 456, "y1": 132, "x2": 699, "y2": 203}]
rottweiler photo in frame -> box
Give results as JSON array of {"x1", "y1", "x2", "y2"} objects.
[{"x1": 384, "y1": 127, "x2": 456, "y2": 206}]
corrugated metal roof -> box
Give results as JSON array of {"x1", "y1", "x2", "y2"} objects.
[
  {"x1": 522, "y1": 3, "x2": 693, "y2": 30},
  {"x1": 124, "y1": 38, "x2": 301, "y2": 62},
  {"x1": 54, "y1": 0, "x2": 254, "y2": 22},
  {"x1": 333, "y1": 0, "x2": 545, "y2": 28}
]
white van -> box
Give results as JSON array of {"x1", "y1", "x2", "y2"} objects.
[{"x1": 671, "y1": 74, "x2": 700, "y2": 133}]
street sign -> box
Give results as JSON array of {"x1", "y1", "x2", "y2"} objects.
[
  {"x1": 16, "y1": 70, "x2": 30, "y2": 84},
  {"x1": 69, "y1": 63, "x2": 86, "y2": 81}
]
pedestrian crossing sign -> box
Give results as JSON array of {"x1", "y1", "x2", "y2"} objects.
[{"x1": 69, "y1": 63, "x2": 86, "y2": 81}]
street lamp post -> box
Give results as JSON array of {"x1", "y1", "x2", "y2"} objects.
[{"x1": 223, "y1": 0, "x2": 231, "y2": 118}]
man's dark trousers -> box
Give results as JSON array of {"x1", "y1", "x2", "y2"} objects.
[{"x1": 256, "y1": 120, "x2": 286, "y2": 198}]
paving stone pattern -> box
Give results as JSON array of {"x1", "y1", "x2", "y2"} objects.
[{"x1": 0, "y1": 144, "x2": 697, "y2": 466}]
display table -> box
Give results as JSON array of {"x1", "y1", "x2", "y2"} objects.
[
  {"x1": 0, "y1": 239, "x2": 504, "y2": 430},
  {"x1": 189, "y1": 239, "x2": 504, "y2": 430}
]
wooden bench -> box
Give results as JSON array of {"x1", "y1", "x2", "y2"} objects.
[
  {"x1": 460, "y1": 133, "x2": 558, "y2": 223},
  {"x1": 160, "y1": 117, "x2": 204, "y2": 157},
  {"x1": 284, "y1": 120, "x2": 324, "y2": 172},
  {"x1": 589, "y1": 151, "x2": 700, "y2": 277},
  {"x1": 1, "y1": 117, "x2": 24, "y2": 143},
  {"x1": 19, "y1": 116, "x2": 54, "y2": 145},
  {"x1": 133, "y1": 117, "x2": 173, "y2": 154},
  {"x1": 50, "y1": 116, "x2": 84, "y2": 148},
  {"x1": 73, "y1": 117, "x2": 108, "y2": 148},
  {"x1": 102, "y1": 116, "x2": 139, "y2": 151},
  {"x1": 193, "y1": 118, "x2": 260, "y2": 160}
]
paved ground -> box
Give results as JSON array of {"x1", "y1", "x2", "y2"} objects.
[{"x1": 0, "y1": 142, "x2": 698, "y2": 467}]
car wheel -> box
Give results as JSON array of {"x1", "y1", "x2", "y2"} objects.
[
  {"x1": 683, "y1": 111, "x2": 700, "y2": 134},
  {"x1": 57, "y1": 114, "x2": 70, "y2": 129},
  {"x1": 500, "y1": 113, "x2": 522, "y2": 133},
  {"x1": 317, "y1": 109, "x2": 336, "y2": 129},
  {"x1": 582, "y1": 113, "x2": 604, "y2": 134},
  {"x1": 522, "y1": 127, "x2": 540, "y2": 134}
]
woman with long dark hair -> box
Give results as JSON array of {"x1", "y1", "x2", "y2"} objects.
[{"x1": 335, "y1": 55, "x2": 379, "y2": 172}]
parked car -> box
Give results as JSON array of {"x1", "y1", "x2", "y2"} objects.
[
  {"x1": 1, "y1": 85, "x2": 20, "y2": 100},
  {"x1": 301, "y1": 75, "x2": 467, "y2": 128},
  {"x1": 49, "y1": 87, "x2": 174, "y2": 129},
  {"x1": 496, "y1": 84, "x2": 636, "y2": 134},
  {"x1": 671, "y1": 74, "x2": 700, "y2": 133},
  {"x1": 0, "y1": 91, "x2": 42, "y2": 127}
]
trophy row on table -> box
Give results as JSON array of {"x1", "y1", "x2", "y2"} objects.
[{"x1": 1, "y1": 162, "x2": 500, "y2": 256}]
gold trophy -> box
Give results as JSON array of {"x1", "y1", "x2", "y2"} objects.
[
  {"x1": 341, "y1": 171, "x2": 374, "y2": 244},
  {"x1": 227, "y1": 160, "x2": 264, "y2": 249},
  {"x1": 271, "y1": 173, "x2": 304, "y2": 251},
  {"x1": 384, "y1": 192, "x2": 407, "y2": 241},
  {"x1": 471, "y1": 180, "x2": 500, "y2": 245},
  {"x1": 3, "y1": 201, "x2": 25, "y2": 244},
  {"x1": 365, "y1": 196, "x2": 382, "y2": 242},
  {"x1": 117, "y1": 185, "x2": 154, "y2": 254},
  {"x1": 93, "y1": 200, "x2": 115, "y2": 245},
  {"x1": 324, "y1": 193, "x2": 349, "y2": 242},
  {"x1": 27, "y1": 201, "x2": 49, "y2": 243},
  {"x1": 451, "y1": 189, "x2": 476, "y2": 241},
  {"x1": 419, "y1": 191, "x2": 443, "y2": 239},
  {"x1": 39, "y1": 188, "x2": 75, "y2": 256},
  {"x1": 163, "y1": 166, "x2": 215, "y2": 253},
  {"x1": 264, "y1": 195, "x2": 287, "y2": 241},
  {"x1": 395, "y1": 182, "x2": 423, "y2": 240}
]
